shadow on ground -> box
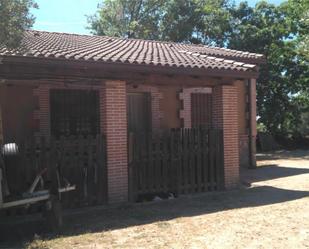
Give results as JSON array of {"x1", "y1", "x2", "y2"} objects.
[
  {"x1": 256, "y1": 149, "x2": 309, "y2": 161},
  {"x1": 1, "y1": 150, "x2": 309, "y2": 247},
  {"x1": 0, "y1": 183, "x2": 308, "y2": 247},
  {"x1": 241, "y1": 164, "x2": 309, "y2": 183}
]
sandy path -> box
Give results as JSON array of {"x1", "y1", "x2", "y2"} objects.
[{"x1": 3, "y1": 150, "x2": 309, "y2": 249}]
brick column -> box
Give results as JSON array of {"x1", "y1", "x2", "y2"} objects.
[
  {"x1": 213, "y1": 84, "x2": 239, "y2": 188},
  {"x1": 102, "y1": 80, "x2": 128, "y2": 203}
]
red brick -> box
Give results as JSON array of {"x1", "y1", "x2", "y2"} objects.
[
  {"x1": 213, "y1": 84, "x2": 239, "y2": 188},
  {"x1": 103, "y1": 80, "x2": 128, "y2": 203}
]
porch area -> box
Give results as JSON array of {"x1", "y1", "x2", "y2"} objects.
[{"x1": 0, "y1": 78, "x2": 240, "y2": 207}]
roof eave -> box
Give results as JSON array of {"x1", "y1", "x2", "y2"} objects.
[{"x1": 0, "y1": 55, "x2": 260, "y2": 80}]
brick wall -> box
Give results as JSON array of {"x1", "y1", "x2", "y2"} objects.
[
  {"x1": 213, "y1": 84, "x2": 239, "y2": 188},
  {"x1": 179, "y1": 87, "x2": 212, "y2": 128},
  {"x1": 103, "y1": 80, "x2": 128, "y2": 203},
  {"x1": 127, "y1": 84, "x2": 163, "y2": 132}
]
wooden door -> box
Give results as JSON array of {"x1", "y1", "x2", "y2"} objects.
[{"x1": 127, "y1": 93, "x2": 151, "y2": 134}]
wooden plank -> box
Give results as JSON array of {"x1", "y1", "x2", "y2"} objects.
[
  {"x1": 147, "y1": 133, "x2": 154, "y2": 193},
  {"x1": 177, "y1": 129, "x2": 183, "y2": 194},
  {"x1": 135, "y1": 134, "x2": 142, "y2": 195},
  {"x1": 153, "y1": 138, "x2": 160, "y2": 193},
  {"x1": 140, "y1": 135, "x2": 147, "y2": 194},
  {"x1": 202, "y1": 129, "x2": 209, "y2": 192},
  {"x1": 170, "y1": 131, "x2": 178, "y2": 195},
  {"x1": 162, "y1": 135, "x2": 169, "y2": 192},
  {"x1": 86, "y1": 135, "x2": 94, "y2": 204},
  {"x1": 196, "y1": 128, "x2": 202, "y2": 192},
  {"x1": 132, "y1": 134, "x2": 139, "y2": 201},
  {"x1": 209, "y1": 130, "x2": 215, "y2": 191},
  {"x1": 189, "y1": 129, "x2": 196, "y2": 193},
  {"x1": 128, "y1": 133, "x2": 135, "y2": 202},
  {"x1": 182, "y1": 129, "x2": 189, "y2": 194},
  {"x1": 214, "y1": 130, "x2": 220, "y2": 190},
  {"x1": 218, "y1": 130, "x2": 225, "y2": 190}
]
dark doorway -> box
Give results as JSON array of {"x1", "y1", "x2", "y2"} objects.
[{"x1": 127, "y1": 92, "x2": 151, "y2": 133}]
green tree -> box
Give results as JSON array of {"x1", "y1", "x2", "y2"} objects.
[
  {"x1": 159, "y1": 0, "x2": 232, "y2": 46},
  {"x1": 158, "y1": 0, "x2": 201, "y2": 43},
  {"x1": 229, "y1": 1, "x2": 309, "y2": 135},
  {"x1": 195, "y1": 0, "x2": 232, "y2": 46},
  {"x1": 88, "y1": 0, "x2": 232, "y2": 45},
  {"x1": 0, "y1": 0, "x2": 38, "y2": 48},
  {"x1": 87, "y1": 0, "x2": 165, "y2": 39}
]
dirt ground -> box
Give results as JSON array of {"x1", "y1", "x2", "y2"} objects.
[{"x1": 2, "y1": 150, "x2": 309, "y2": 249}]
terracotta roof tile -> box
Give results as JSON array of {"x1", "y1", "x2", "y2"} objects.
[{"x1": 0, "y1": 30, "x2": 265, "y2": 73}]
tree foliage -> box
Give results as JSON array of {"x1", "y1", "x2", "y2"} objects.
[
  {"x1": 90, "y1": 0, "x2": 309, "y2": 137},
  {"x1": 87, "y1": 0, "x2": 165, "y2": 39},
  {"x1": 0, "y1": 0, "x2": 38, "y2": 48},
  {"x1": 228, "y1": 1, "x2": 309, "y2": 136},
  {"x1": 88, "y1": 0, "x2": 232, "y2": 45}
]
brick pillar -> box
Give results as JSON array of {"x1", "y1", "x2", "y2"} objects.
[
  {"x1": 102, "y1": 80, "x2": 128, "y2": 203},
  {"x1": 213, "y1": 84, "x2": 239, "y2": 188}
]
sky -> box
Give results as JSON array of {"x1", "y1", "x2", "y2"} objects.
[{"x1": 32, "y1": 0, "x2": 284, "y2": 35}]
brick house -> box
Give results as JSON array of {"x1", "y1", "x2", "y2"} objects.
[{"x1": 0, "y1": 30, "x2": 264, "y2": 204}]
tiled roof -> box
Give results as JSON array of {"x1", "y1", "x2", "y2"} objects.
[{"x1": 0, "y1": 30, "x2": 264, "y2": 74}]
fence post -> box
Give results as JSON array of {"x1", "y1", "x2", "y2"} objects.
[
  {"x1": 209, "y1": 130, "x2": 215, "y2": 191},
  {"x1": 218, "y1": 129, "x2": 225, "y2": 190},
  {"x1": 170, "y1": 131, "x2": 178, "y2": 196}
]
